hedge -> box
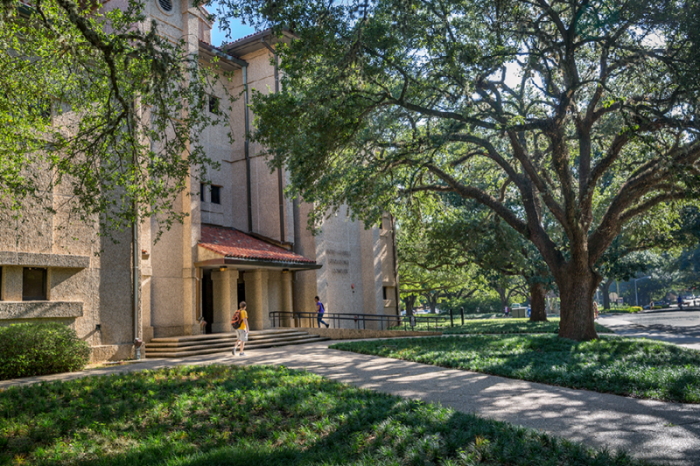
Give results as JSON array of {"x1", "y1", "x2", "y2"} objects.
[{"x1": 0, "y1": 322, "x2": 91, "y2": 380}]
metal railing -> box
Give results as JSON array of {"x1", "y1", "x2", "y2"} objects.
[
  {"x1": 269, "y1": 308, "x2": 472, "y2": 331},
  {"x1": 403, "y1": 309, "x2": 472, "y2": 331},
  {"x1": 269, "y1": 311, "x2": 402, "y2": 330}
]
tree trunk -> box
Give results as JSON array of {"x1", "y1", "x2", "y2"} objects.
[
  {"x1": 496, "y1": 286, "x2": 507, "y2": 313},
  {"x1": 557, "y1": 266, "x2": 600, "y2": 341},
  {"x1": 428, "y1": 295, "x2": 437, "y2": 313},
  {"x1": 602, "y1": 278, "x2": 613, "y2": 310},
  {"x1": 405, "y1": 295, "x2": 416, "y2": 317},
  {"x1": 529, "y1": 282, "x2": 547, "y2": 322}
]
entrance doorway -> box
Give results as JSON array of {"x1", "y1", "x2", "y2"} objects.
[
  {"x1": 237, "y1": 278, "x2": 246, "y2": 307},
  {"x1": 202, "y1": 269, "x2": 213, "y2": 334}
]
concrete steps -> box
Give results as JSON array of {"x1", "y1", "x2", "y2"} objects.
[{"x1": 145, "y1": 329, "x2": 329, "y2": 358}]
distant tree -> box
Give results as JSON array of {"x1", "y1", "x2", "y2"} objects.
[
  {"x1": 598, "y1": 205, "x2": 700, "y2": 307},
  {"x1": 221, "y1": 0, "x2": 700, "y2": 340},
  {"x1": 398, "y1": 224, "x2": 483, "y2": 316},
  {"x1": 597, "y1": 247, "x2": 657, "y2": 309},
  {"x1": 402, "y1": 194, "x2": 553, "y2": 321}
]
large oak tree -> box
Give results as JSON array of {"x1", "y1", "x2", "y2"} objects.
[{"x1": 221, "y1": 0, "x2": 700, "y2": 340}]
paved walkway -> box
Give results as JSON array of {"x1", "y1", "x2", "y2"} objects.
[
  {"x1": 599, "y1": 315, "x2": 700, "y2": 350},
  {"x1": 2, "y1": 340, "x2": 699, "y2": 465}
]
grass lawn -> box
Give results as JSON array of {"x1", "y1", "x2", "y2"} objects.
[
  {"x1": 0, "y1": 365, "x2": 648, "y2": 466},
  {"x1": 397, "y1": 317, "x2": 612, "y2": 334},
  {"x1": 331, "y1": 335, "x2": 700, "y2": 403}
]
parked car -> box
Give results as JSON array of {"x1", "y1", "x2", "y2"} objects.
[{"x1": 681, "y1": 295, "x2": 697, "y2": 306}]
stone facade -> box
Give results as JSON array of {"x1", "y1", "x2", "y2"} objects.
[{"x1": 0, "y1": 0, "x2": 399, "y2": 361}]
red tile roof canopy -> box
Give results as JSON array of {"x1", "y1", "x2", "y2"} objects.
[{"x1": 199, "y1": 225, "x2": 315, "y2": 264}]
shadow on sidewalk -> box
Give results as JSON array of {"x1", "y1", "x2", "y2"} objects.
[{"x1": 235, "y1": 341, "x2": 700, "y2": 466}]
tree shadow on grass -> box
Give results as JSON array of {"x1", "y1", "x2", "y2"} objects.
[
  {"x1": 0, "y1": 364, "x2": 642, "y2": 466},
  {"x1": 328, "y1": 337, "x2": 700, "y2": 465}
]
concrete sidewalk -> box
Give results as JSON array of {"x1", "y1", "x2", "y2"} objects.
[{"x1": 2, "y1": 340, "x2": 699, "y2": 465}]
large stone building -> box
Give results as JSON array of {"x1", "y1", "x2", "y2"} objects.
[{"x1": 0, "y1": 0, "x2": 399, "y2": 361}]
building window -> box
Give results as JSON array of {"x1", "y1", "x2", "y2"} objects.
[
  {"x1": 23, "y1": 268, "x2": 47, "y2": 301},
  {"x1": 200, "y1": 183, "x2": 205, "y2": 202},
  {"x1": 383, "y1": 286, "x2": 388, "y2": 300},
  {"x1": 208, "y1": 95, "x2": 220, "y2": 114},
  {"x1": 211, "y1": 185, "x2": 221, "y2": 204},
  {"x1": 158, "y1": 0, "x2": 173, "y2": 12}
]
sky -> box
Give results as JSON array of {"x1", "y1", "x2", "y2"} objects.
[
  {"x1": 208, "y1": 2, "x2": 256, "y2": 46},
  {"x1": 211, "y1": 18, "x2": 255, "y2": 45}
]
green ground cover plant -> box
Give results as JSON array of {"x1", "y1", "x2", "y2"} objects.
[
  {"x1": 332, "y1": 336, "x2": 700, "y2": 403},
  {"x1": 397, "y1": 318, "x2": 612, "y2": 334},
  {"x1": 0, "y1": 364, "x2": 649, "y2": 466},
  {"x1": 0, "y1": 323, "x2": 91, "y2": 381},
  {"x1": 601, "y1": 307, "x2": 643, "y2": 314}
]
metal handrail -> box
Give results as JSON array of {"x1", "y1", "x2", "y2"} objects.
[
  {"x1": 268, "y1": 309, "x2": 471, "y2": 331},
  {"x1": 269, "y1": 311, "x2": 401, "y2": 330}
]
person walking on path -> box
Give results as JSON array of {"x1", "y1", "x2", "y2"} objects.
[
  {"x1": 593, "y1": 301, "x2": 599, "y2": 320},
  {"x1": 678, "y1": 294, "x2": 683, "y2": 310},
  {"x1": 231, "y1": 301, "x2": 249, "y2": 356},
  {"x1": 315, "y1": 296, "x2": 329, "y2": 328}
]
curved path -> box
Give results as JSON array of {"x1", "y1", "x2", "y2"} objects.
[{"x1": 2, "y1": 340, "x2": 699, "y2": 465}]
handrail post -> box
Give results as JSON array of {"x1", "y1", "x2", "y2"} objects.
[
  {"x1": 450, "y1": 309, "x2": 454, "y2": 327},
  {"x1": 461, "y1": 307, "x2": 464, "y2": 325}
]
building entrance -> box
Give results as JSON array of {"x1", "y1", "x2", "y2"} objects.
[
  {"x1": 202, "y1": 269, "x2": 214, "y2": 334},
  {"x1": 237, "y1": 278, "x2": 246, "y2": 307}
]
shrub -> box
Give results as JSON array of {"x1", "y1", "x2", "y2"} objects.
[
  {"x1": 603, "y1": 306, "x2": 644, "y2": 313},
  {"x1": 0, "y1": 322, "x2": 91, "y2": 380},
  {"x1": 443, "y1": 295, "x2": 503, "y2": 314}
]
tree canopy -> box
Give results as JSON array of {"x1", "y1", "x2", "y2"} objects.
[
  {"x1": 220, "y1": 0, "x2": 700, "y2": 340},
  {"x1": 0, "y1": 0, "x2": 227, "y2": 238},
  {"x1": 397, "y1": 222, "x2": 484, "y2": 315}
]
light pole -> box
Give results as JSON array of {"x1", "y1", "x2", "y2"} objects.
[{"x1": 634, "y1": 276, "x2": 651, "y2": 307}]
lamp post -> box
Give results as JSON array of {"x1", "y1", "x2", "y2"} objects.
[{"x1": 634, "y1": 276, "x2": 651, "y2": 307}]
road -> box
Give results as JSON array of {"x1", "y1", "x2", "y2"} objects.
[{"x1": 599, "y1": 310, "x2": 700, "y2": 350}]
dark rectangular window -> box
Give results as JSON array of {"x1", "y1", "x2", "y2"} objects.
[
  {"x1": 383, "y1": 286, "x2": 388, "y2": 300},
  {"x1": 211, "y1": 185, "x2": 221, "y2": 204},
  {"x1": 23, "y1": 268, "x2": 47, "y2": 301},
  {"x1": 200, "y1": 183, "x2": 205, "y2": 202},
  {"x1": 208, "y1": 95, "x2": 220, "y2": 114}
]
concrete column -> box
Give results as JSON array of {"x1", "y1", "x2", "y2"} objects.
[
  {"x1": 2, "y1": 266, "x2": 23, "y2": 301},
  {"x1": 180, "y1": 0, "x2": 201, "y2": 337},
  {"x1": 281, "y1": 271, "x2": 293, "y2": 327},
  {"x1": 245, "y1": 269, "x2": 268, "y2": 330},
  {"x1": 211, "y1": 269, "x2": 239, "y2": 333}
]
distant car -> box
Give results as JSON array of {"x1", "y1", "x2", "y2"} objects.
[
  {"x1": 414, "y1": 309, "x2": 431, "y2": 315},
  {"x1": 681, "y1": 295, "x2": 696, "y2": 306}
]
